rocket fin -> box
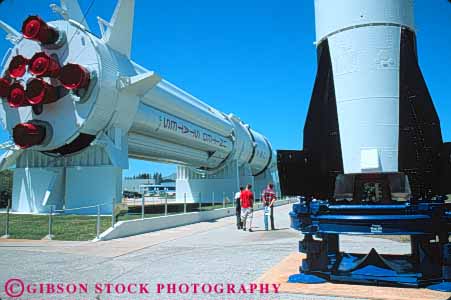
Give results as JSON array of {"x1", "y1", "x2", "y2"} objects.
[
  {"x1": 438, "y1": 143, "x2": 451, "y2": 195},
  {"x1": 398, "y1": 28, "x2": 446, "y2": 197},
  {"x1": 93, "y1": 129, "x2": 129, "y2": 169},
  {"x1": 104, "y1": 0, "x2": 135, "y2": 58},
  {"x1": 0, "y1": 20, "x2": 20, "y2": 44},
  {"x1": 277, "y1": 150, "x2": 312, "y2": 196},
  {"x1": 0, "y1": 149, "x2": 23, "y2": 171},
  {"x1": 277, "y1": 40, "x2": 343, "y2": 198},
  {"x1": 117, "y1": 72, "x2": 162, "y2": 96},
  {"x1": 59, "y1": 0, "x2": 91, "y2": 31}
]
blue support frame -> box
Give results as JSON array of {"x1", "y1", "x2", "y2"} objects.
[{"x1": 288, "y1": 197, "x2": 451, "y2": 291}]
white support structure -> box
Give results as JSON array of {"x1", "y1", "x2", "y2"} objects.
[
  {"x1": 176, "y1": 159, "x2": 273, "y2": 203},
  {"x1": 10, "y1": 146, "x2": 121, "y2": 214}
]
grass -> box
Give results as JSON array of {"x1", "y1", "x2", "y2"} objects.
[
  {"x1": 0, "y1": 202, "x2": 239, "y2": 241},
  {"x1": 0, "y1": 213, "x2": 112, "y2": 241}
]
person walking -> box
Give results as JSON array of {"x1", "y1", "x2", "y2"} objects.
[
  {"x1": 234, "y1": 186, "x2": 244, "y2": 229},
  {"x1": 261, "y1": 183, "x2": 277, "y2": 230},
  {"x1": 240, "y1": 184, "x2": 254, "y2": 232}
]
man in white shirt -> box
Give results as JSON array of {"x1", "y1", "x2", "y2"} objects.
[{"x1": 235, "y1": 186, "x2": 244, "y2": 229}]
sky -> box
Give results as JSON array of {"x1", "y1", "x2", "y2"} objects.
[{"x1": 0, "y1": 0, "x2": 450, "y2": 177}]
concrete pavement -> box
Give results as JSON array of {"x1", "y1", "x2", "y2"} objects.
[{"x1": 0, "y1": 203, "x2": 441, "y2": 300}]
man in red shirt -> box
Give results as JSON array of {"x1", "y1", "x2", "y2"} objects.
[{"x1": 240, "y1": 184, "x2": 254, "y2": 232}]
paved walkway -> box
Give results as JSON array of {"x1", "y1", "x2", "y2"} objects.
[{"x1": 0, "y1": 204, "x2": 420, "y2": 300}]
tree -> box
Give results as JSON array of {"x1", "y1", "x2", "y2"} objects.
[
  {"x1": 135, "y1": 173, "x2": 152, "y2": 179},
  {"x1": 153, "y1": 172, "x2": 163, "y2": 185},
  {"x1": 0, "y1": 170, "x2": 13, "y2": 208}
]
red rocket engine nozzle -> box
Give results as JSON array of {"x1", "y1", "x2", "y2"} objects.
[
  {"x1": 7, "y1": 83, "x2": 29, "y2": 108},
  {"x1": 29, "y1": 52, "x2": 61, "y2": 77},
  {"x1": 0, "y1": 78, "x2": 11, "y2": 98},
  {"x1": 26, "y1": 78, "x2": 59, "y2": 105},
  {"x1": 8, "y1": 55, "x2": 29, "y2": 78},
  {"x1": 59, "y1": 64, "x2": 90, "y2": 90},
  {"x1": 13, "y1": 122, "x2": 47, "y2": 149},
  {"x1": 22, "y1": 16, "x2": 59, "y2": 45}
]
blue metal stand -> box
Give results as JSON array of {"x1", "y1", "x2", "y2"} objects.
[{"x1": 289, "y1": 198, "x2": 451, "y2": 291}]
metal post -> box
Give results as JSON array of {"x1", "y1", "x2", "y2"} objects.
[
  {"x1": 4, "y1": 205, "x2": 9, "y2": 238},
  {"x1": 233, "y1": 192, "x2": 236, "y2": 208},
  {"x1": 96, "y1": 204, "x2": 100, "y2": 240},
  {"x1": 164, "y1": 193, "x2": 168, "y2": 216},
  {"x1": 199, "y1": 192, "x2": 202, "y2": 211},
  {"x1": 212, "y1": 191, "x2": 215, "y2": 209},
  {"x1": 223, "y1": 192, "x2": 226, "y2": 209},
  {"x1": 46, "y1": 205, "x2": 54, "y2": 240},
  {"x1": 184, "y1": 193, "x2": 187, "y2": 214},
  {"x1": 50, "y1": 205, "x2": 53, "y2": 238},
  {"x1": 112, "y1": 198, "x2": 116, "y2": 228},
  {"x1": 2, "y1": 199, "x2": 10, "y2": 239},
  {"x1": 141, "y1": 195, "x2": 145, "y2": 220}
]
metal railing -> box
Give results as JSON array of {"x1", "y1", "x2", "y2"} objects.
[
  {"x1": 52, "y1": 203, "x2": 108, "y2": 240},
  {"x1": 1, "y1": 201, "x2": 10, "y2": 239},
  {"x1": 118, "y1": 192, "x2": 290, "y2": 223},
  {"x1": 0, "y1": 202, "x2": 109, "y2": 241},
  {"x1": 0, "y1": 191, "x2": 290, "y2": 241},
  {"x1": 121, "y1": 191, "x2": 237, "y2": 221}
]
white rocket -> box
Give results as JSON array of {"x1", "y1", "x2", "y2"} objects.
[
  {"x1": 0, "y1": 0, "x2": 276, "y2": 213},
  {"x1": 278, "y1": 0, "x2": 451, "y2": 201}
]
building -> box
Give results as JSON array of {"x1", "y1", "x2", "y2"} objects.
[
  {"x1": 123, "y1": 175, "x2": 176, "y2": 196},
  {"x1": 123, "y1": 178, "x2": 155, "y2": 195}
]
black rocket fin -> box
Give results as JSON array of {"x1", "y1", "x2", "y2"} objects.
[
  {"x1": 277, "y1": 40, "x2": 343, "y2": 198},
  {"x1": 398, "y1": 28, "x2": 450, "y2": 197}
]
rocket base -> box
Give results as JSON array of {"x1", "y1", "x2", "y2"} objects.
[{"x1": 289, "y1": 200, "x2": 451, "y2": 290}]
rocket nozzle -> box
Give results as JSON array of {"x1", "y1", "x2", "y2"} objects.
[
  {"x1": 22, "y1": 16, "x2": 60, "y2": 45},
  {"x1": 13, "y1": 122, "x2": 47, "y2": 149},
  {"x1": 0, "y1": 78, "x2": 11, "y2": 98},
  {"x1": 26, "y1": 78, "x2": 59, "y2": 105},
  {"x1": 59, "y1": 63, "x2": 90, "y2": 90},
  {"x1": 29, "y1": 52, "x2": 61, "y2": 77},
  {"x1": 8, "y1": 55, "x2": 29, "y2": 78},
  {"x1": 7, "y1": 83, "x2": 29, "y2": 108}
]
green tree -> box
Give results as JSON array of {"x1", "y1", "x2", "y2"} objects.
[
  {"x1": 0, "y1": 170, "x2": 13, "y2": 208},
  {"x1": 153, "y1": 172, "x2": 163, "y2": 185}
]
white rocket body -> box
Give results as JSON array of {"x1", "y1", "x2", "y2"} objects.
[
  {"x1": 0, "y1": 1, "x2": 276, "y2": 213},
  {"x1": 277, "y1": 0, "x2": 448, "y2": 200},
  {"x1": 314, "y1": 0, "x2": 414, "y2": 174},
  {"x1": 1, "y1": 21, "x2": 272, "y2": 173}
]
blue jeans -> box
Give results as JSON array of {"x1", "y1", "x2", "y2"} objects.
[{"x1": 264, "y1": 206, "x2": 270, "y2": 230}]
